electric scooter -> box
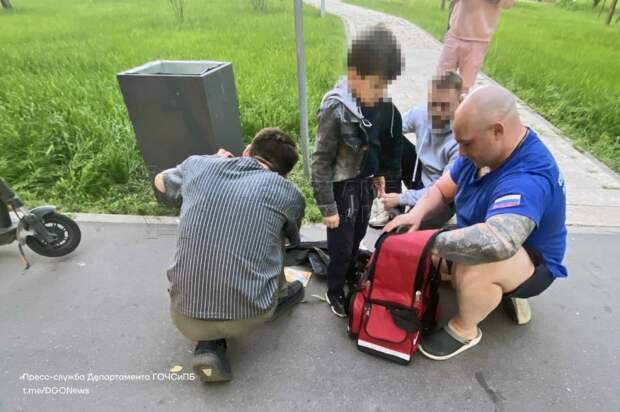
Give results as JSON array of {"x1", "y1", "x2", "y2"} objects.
[{"x1": 0, "y1": 177, "x2": 81, "y2": 267}]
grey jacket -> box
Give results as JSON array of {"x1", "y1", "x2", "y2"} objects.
[
  {"x1": 400, "y1": 105, "x2": 459, "y2": 206},
  {"x1": 311, "y1": 78, "x2": 402, "y2": 217}
]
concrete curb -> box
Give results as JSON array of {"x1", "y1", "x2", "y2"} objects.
[{"x1": 13, "y1": 211, "x2": 617, "y2": 233}]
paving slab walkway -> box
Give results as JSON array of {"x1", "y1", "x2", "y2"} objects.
[{"x1": 304, "y1": 0, "x2": 620, "y2": 228}]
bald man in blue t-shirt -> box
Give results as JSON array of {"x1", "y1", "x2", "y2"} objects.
[{"x1": 385, "y1": 85, "x2": 567, "y2": 361}]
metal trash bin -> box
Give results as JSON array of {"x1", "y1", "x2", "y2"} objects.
[{"x1": 117, "y1": 60, "x2": 244, "y2": 176}]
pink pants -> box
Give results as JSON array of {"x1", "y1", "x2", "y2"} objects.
[{"x1": 436, "y1": 32, "x2": 489, "y2": 90}]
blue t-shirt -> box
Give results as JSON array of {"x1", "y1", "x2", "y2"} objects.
[{"x1": 449, "y1": 128, "x2": 568, "y2": 277}]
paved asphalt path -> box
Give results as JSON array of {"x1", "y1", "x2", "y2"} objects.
[{"x1": 1, "y1": 222, "x2": 619, "y2": 412}]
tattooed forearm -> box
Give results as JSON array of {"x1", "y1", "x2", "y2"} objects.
[{"x1": 432, "y1": 214, "x2": 535, "y2": 265}]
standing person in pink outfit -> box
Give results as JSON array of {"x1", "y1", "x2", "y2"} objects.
[{"x1": 437, "y1": 0, "x2": 515, "y2": 91}]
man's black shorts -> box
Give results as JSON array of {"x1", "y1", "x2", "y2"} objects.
[
  {"x1": 445, "y1": 245, "x2": 555, "y2": 299},
  {"x1": 503, "y1": 245, "x2": 555, "y2": 298}
]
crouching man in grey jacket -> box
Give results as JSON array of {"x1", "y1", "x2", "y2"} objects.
[{"x1": 379, "y1": 71, "x2": 463, "y2": 229}]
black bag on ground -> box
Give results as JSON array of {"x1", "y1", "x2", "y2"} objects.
[{"x1": 284, "y1": 241, "x2": 330, "y2": 279}]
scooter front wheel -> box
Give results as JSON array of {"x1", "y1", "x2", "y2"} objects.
[{"x1": 26, "y1": 212, "x2": 81, "y2": 257}]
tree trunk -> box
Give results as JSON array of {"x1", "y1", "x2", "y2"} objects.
[
  {"x1": 606, "y1": 0, "x2": 618, "y2": 25},
  {"x1": 599, "y1": 0, "x2": 608, "y2": 17},
  {"x1": 441, "y1": 0, "x2": 446, "y2": 11},
  {"x1": 1, "y1": 0, "x2": 13, "y2": 10}
]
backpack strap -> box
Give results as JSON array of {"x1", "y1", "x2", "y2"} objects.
[
  {"x1": 419, "y1": 227, "x2": 453, "y2": 333},
  {"x1": 412, "y1": 229, "x2": 445, "y2": 294},
  {"x1": 421, "y1": 257, "x2": 443, "y2": 333},
  {"x1": 390, "y1": 307, "x2": 423, "y2": 333}
]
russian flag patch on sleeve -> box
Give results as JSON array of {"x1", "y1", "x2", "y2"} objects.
[{"x1": 491, "y1": 194, "x2": 522, "y2": 210}]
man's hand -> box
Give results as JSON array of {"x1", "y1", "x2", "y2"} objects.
[
  {"x1": 383, "y1": 210, "x2": 423, "y2": 233},
  {"x1": 373, "y1": 176, "x2": 385, "y2": 198},
  {"x1": 153, "y1": 172, "x2": 165, "y2": 193},
  {"x1": 215, "y1": 148, "x2": 234, "y2": 158},
  {"x1": 323, "y1": 214, "x2": 340, "y2": 229},
  {"x1": 381, "y1": 193, "x2": 401, "y2": 209},
  {"x1": 152, "y1": 168, "x2": 183, "y2": 208}
]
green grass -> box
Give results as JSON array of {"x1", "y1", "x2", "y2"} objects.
[
  {"x1": 347, "y1": 0, "x2": 620, "y2": 172},
  {"x1": 0, "y1": 0, "x2": 346, "y2": 222}
]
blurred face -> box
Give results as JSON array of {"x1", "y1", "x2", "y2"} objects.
[
  {"x1": 427, "y1": 86, "x2": 460, "y2": 129},
  {"x1": 454, "y1": 109, "x2": 505, "y2": 169},
  {"x1": 347, "y1": 69, "x2": 388, "y2": 107}
]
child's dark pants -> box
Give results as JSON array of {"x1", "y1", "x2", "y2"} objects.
[{"x1": 326, "y1": 178, "x2": 375, "y2": 295}]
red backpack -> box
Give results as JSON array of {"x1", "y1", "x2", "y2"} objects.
[{"x1": 347, "y1": 229, "x2": 444, "y2": 364}]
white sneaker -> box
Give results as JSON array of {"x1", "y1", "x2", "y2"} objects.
[
  {"x1": 368, "y1": 198, "x2": 390, "y2": 228},
  {"x1": 503, "y1": 297, "x2": 532, "y2": 325}
]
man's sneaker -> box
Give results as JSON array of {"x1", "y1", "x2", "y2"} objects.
[
  {"x1": 270, "y1": 280, "x2": 305, "y2": 321},
  {"x1": 368, "y1": 198, "x2": 390, "y2": 228},
  {"x1": 325, "y1": 291, "x2": 347, "y2": 318},
  {"x1": 502, "y1": 297, "x2": 532, "y2": 325},
  {"x1": 192, "y1": 339, "x2": 232, "y2": 383},
  {"x1": 418, "y1": 325, "x2": 482, "y2": 361}
]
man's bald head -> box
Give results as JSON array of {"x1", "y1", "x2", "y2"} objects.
[
  {"x1": 453, "y1": 85, "x2": 527, "y2": 170},
  {"x1": 456, "y1": 85, "x2": 518, "y2": 133}
]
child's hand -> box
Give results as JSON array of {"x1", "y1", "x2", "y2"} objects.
[
  {"x1": 381, "y1": 193, "x2": 400, "y2": 209},
  {"x1": 323, "y1": 214, "x2": 340, "y2": 229}
]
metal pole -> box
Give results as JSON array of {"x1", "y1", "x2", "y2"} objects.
[
  {"x1": 294, "y1": 0, "x2": 311, "y2": 178},
  {"x1": 606, "y1": 0, "x2": 618, "y2": 25},
  {"x1": 321, "y1": 0, "x2": 326, "y2": 16}
]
